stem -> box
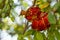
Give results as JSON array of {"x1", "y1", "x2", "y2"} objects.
[
  {"x1": 23, "y1": 21, "x2": 31, "y2": 34},
  {"x1": 32, "y1": 0, "x2": 36, "y2": 6},
  {"x1": 23, "y1": 20, "x2": 28, "y2": 34}
]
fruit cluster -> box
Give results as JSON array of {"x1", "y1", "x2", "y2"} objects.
[{"x1": 22, "y1": 6, "x2": 50, "y2": 31}]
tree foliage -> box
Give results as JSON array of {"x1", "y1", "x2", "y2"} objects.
[{"x1": 0, "y1": 0, "x2": 60, "y2": 40}]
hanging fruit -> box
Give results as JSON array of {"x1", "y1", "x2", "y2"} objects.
[
  {"x1": 25, "y1": 6, "x2": 40, "y2": 21},
  {"x1": 20, "y1": 0, "x2": 50, "y2": 31},
  {"x1": 25, "y1": 6, "x2": 50, "y2": 31},
  {"x1": 32, "y1": 13, "x2": 50, "y2": 31}
]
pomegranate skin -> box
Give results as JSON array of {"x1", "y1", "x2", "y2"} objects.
[
  {"x1": 28, "y1": 6, "x2": 40, "y2": 15},
  {"x1": 26, "y1": 15, "x2": 32, "y2": 21},
  {"x1": 31, "y1": 14, "x2": 50, "y2": 31},
  {"x1": 26, "y1": 6, "x2": 40, "y2": 21}
]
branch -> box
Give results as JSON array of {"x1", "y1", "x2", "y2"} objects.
[{"x1": 23, "y1": 22, "x2": 31, "y2": 34}]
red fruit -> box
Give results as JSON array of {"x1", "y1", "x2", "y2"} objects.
[
  {"x1": 37, "y1": 11, "x2": 42, "y2": 19},
  {"x1": 32, "y1": 20, "x2": 39, "y2": 30},
  {"x1": 32, "y1": 19, "x2": 46, "y2": 31},
  {"x1": 26, "y1": 15, "x2": 32, "y2": 21},
  {"x1": 37, "y1": 12, "x2": 47, "y2": 19},
  {"x1": 26, "y1": 6, "x2": 40, "y2": 21},
  {"x1": 26, "y1": 15, "x2": 38, "y2": 21},
  {"x1": 31, "y1": 13, "x2": 50, "y2": 31},
  {"x1": 27, "y1": 6, "x2": 40, "y2": 15},
  {"x1": 38, "y1": 18, "x2": 46, "y2": 31},
  {"x1": 43, "y1": 13, "x2": 50, "y2": 28}
]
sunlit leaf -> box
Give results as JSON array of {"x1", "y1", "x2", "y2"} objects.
[
  {"x1": 39, "y1": 2, "x2": 49, "y2": 9},
  {"x1": 22, "y1": 2, "x2": 28, "y2": 8},
  {"x1": 18, "y1": 34, "x2": 25, "y2": 40},
  {"x1": 34, "y1": 31, "x2": 43, "y2": 40},
  {"x1": 14, "y1": 25, "x2": 25, "y2": 34}
]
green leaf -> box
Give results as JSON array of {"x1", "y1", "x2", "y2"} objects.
[
  {"x1": 34, "y1": 31, "x2": 43, "y2": 40},
  {"x1": 14, "y1": 25, "x2": 24, "y2": 34},
  {"x1": 42, "y1": 33, "x2": 47, "y2": 40},
  {"x1": 24, "y1": 30, "x2": 35, "y2": 37},
  {"x1": 48, "y1": 24, "x2": 56, "y2": 32},
  {"x1": 54, "y1": 30, "x2": 60, "y2": 40},
  {"x1": 58, "y1": 19, "x2": 60, "y2": 24},
  {"x1": 22, "y1": 2, "x2": 28, "y2": 8},
  {"x1": 48, "y1": 31, "x2": 55, "y2": 40},
  {"x1": 0, "y1": 22, "x2": 3, "y2": 29},
  {"x1": 53, "y1": 2, "x2": 60, "y2": 14},
  {"x1": 18, "y1": 34, "x2": 25, "y2": 40},
  {"x1": 48, "y1": 13, "x2": 56, "y2": 24},
  {"x1": 47, "y1": 24, "x2": 56, "y2": 40},
  {"x1": 27, "y1": 36, "x2": 33, "y2": 40},
  {"x1": 0, "y1": 0, "x2": 5, "y2": 9}
]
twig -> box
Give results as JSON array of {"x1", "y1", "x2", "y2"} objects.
[{"x1": 23, "y1": 21, "x2": 31, "y2": 34}]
